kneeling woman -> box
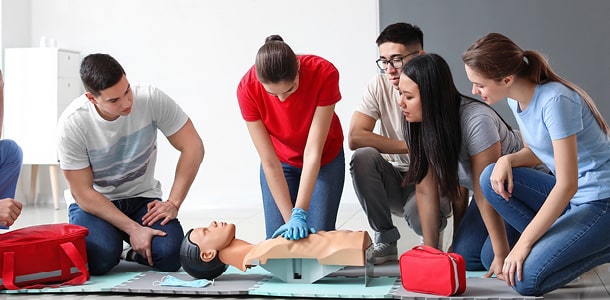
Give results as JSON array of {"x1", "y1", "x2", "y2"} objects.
[
  {"x1": 464, "y1": 33, "x2": 610, "y2": 296},
  {"x1": 398, "y1": 53, "x2": 526, "y2": 276}
]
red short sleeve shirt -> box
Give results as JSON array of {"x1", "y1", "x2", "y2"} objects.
[{"x1": 237, "y1": 55, "x2": 344, "y2": 167}]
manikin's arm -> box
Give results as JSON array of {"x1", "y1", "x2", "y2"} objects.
[
  {"x1": 141, "y1": 118, "x2": 204, "y2": 226},
  {"x1": 348, "y1": 111, "x2": 407, "y2": 153}
]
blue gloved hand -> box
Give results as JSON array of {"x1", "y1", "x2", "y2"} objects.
[{"x1": 271, "y1": 207, "x2": 316, "y2": 240}]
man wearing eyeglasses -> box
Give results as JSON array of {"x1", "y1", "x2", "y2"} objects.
[{"x1": 348, "y1": 23, "x2": 452, "y2": 264}]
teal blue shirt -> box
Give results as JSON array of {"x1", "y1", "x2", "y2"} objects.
[{"x1": 508, "y1": 82, "x2": 610, "y2": 204}]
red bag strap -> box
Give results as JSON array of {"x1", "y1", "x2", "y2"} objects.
[
  {"x1": 2, "y1": 252, "x2": 19, "y2": 290},
  {"x1": 412, "y1": 245, "x2": 445, "y2": 255},
  {"x1": 1, "y1": 242, "x2": 89, "y2": 290}
]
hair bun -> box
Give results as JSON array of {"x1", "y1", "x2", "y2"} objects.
[{"x1": 265, "y1": 34, "x2": 284, "y2": 43}]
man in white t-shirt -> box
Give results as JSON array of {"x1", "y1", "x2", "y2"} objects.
[
  {"x1": 348, "y1": 23, "x2": 453, "y2": 264},
  {"x1": 57, "y1": 54, "x2": 204, "y2": 275}
]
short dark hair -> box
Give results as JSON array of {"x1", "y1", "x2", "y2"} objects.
[
  {"x1": 79, "y1": 53, "x2": 125, "y2": 96},
  {"x1": 179, "y1": 229, "x2": 228, "y2": 280},
  {"x1": 255, "y1": 35, "x2": 298, "y2": 84},
  {"x1": 376, "y1": 22, "x2": 423, "y2": 49}
]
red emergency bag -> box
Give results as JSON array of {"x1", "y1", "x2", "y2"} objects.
[{"x1": 0, "y1": 223, "x2": 89, "y2": 290}]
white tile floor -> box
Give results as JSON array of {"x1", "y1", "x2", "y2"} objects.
[{"x1": 2, "y1": 201, "x2": 609, "y2": 299}]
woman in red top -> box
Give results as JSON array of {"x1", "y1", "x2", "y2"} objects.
[{"x1": 237, "y1": 35, "x2": 345, "y2": 240}]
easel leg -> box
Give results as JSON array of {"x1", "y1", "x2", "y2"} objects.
[{"x1": 49, "y1": 165, "x2": 60, "y2": 210}]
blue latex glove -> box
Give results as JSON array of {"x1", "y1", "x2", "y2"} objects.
[{"x1": 271, "y1": 208, "x2": 316, "y2": 240}]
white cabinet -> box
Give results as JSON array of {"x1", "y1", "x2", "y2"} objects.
[
  {"x1": 3, "y1": 48, "x2": 82, "y2": 209},
  {"x1": 3, "y1": 48, "x2": 82, "y2": 164}
]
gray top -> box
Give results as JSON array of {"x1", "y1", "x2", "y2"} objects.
[{"x1": 457, "y1": 98, "x2": 523, "y2": 190}]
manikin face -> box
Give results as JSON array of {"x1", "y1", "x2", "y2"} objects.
[
  {"x1": 378, "y1": 42, "x2": 421, "y2": 87},
  {"x1": 464, "y1": 65, "x2": 508, "y2": 105},
  {"x1": 86, "y1": 75, "x2": 133, "y2": 121},
  {"x1": 261, "y1": 75, "x2": 299, "y2": 102},
  {"x1": 190, "y1": 221, "x2": 236, "y2": 254},
  {"x1": 397, "y1": 74, "x2": 422, "y2": 122}
]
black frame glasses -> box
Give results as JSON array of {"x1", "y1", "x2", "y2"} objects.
[{"x1": 375, "y1": 50, "x2": 420, "y2": 70}]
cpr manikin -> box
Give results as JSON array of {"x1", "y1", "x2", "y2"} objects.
[{"x1": 180, "y1": 221, "x2": 374, "y2": 284}]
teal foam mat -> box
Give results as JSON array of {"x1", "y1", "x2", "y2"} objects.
[{"x1": 250, "y1": 276, "x2": 398, "y2": 298}]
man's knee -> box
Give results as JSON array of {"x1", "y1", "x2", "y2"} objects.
[
  {"x1": 350, "y1": 147, "x2": 381, "y2": 172},
  {"x1": 152, "y1": 233, "x2": 183, "y2": 272}
]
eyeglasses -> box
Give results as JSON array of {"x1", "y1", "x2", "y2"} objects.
[{"x1": 375, "y1": 50, "x2": 420, "y2": 70}]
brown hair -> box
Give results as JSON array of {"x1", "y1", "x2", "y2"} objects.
[
  {"x1": 255, "y1": 35, "x2": 298, "y2": 84},
  {"x1": 463, "y1": 33, "x2": 609, "y2": 134}
]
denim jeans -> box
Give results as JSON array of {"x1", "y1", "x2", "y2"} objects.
[
  {"x1": 481, "y1": 165, "x2": 610, "y2": 296},
  {"x1": 452, "y1": 197, "x2": 520, "y2": 271},
  {"x1": 69, "y1": 197, "x2": 184, "y2": 275},
  {"x1": 0, "y1": 139, "x2": 22, "y2": 199},
  {"x1": 260, "y1": 148, "x2": 345, "y2": 239}
]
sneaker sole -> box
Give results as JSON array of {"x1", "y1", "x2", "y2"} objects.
[{"x1": 373, "y1": 254, "x2": 397, "y2": 264}]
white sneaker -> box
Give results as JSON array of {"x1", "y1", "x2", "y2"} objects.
[{"x1": 120, "y1": 242, "x2": 135, "y2": 261}]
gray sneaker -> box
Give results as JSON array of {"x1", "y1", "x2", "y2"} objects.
[{"x1": 372, "y1": 242, "x2": 397, "y2": 264}]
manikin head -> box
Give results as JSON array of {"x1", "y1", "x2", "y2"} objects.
[{"x1": 179, "y1": 221, "x2": 236, "y2": 279}]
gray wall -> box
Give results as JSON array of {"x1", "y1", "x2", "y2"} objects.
[{"x1": 379, "y1": 0, "x2": 610, "y2": 128}]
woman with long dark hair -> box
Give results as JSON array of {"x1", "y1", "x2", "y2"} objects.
[{"x1": 398, "y1": 53, "x2": 524, "y2": 275}]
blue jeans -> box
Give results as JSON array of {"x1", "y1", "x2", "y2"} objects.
[
  {"x1": 69, "y1": 197, "x2": 184, "y2": 275},
  {"x1": 481, "y1": 165, "x2": 610, "y2": 296},
  {"x1": 261, "y1": 148, "x2": 345, "y2": 239},
  {"x1": 452, "y1": 197, "x2": 520, "y2": 270},
  {"x1": 0, "y1": 139, "x2": 23, "y2": 199}
]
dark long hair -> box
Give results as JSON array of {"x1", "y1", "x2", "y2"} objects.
[
  {"x1": 463, "y1": 32, "x2": 609, "y2": 134},
  {"x1": 402, "y1": 53, "x2": 512, "y2": 201}
]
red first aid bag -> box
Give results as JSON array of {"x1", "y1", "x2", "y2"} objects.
[
  {"x1": 0, "y1": 223, "x2": 90, "y2": 290},
  {"x1": 399, "y1": 245, "x2": 466, "y2": 296}
]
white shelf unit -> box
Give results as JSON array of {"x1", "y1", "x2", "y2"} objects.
[{"x1": 3, "y1": 48, "x2": 82, "y2": 209}]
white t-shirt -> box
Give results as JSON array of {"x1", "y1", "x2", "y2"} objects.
[
  {"x1": 357, "y1": 74, "x2": 409, "y2": 171},
  {"x1": 57, "y1": 84, "x2": 188, "y2": 203}
]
